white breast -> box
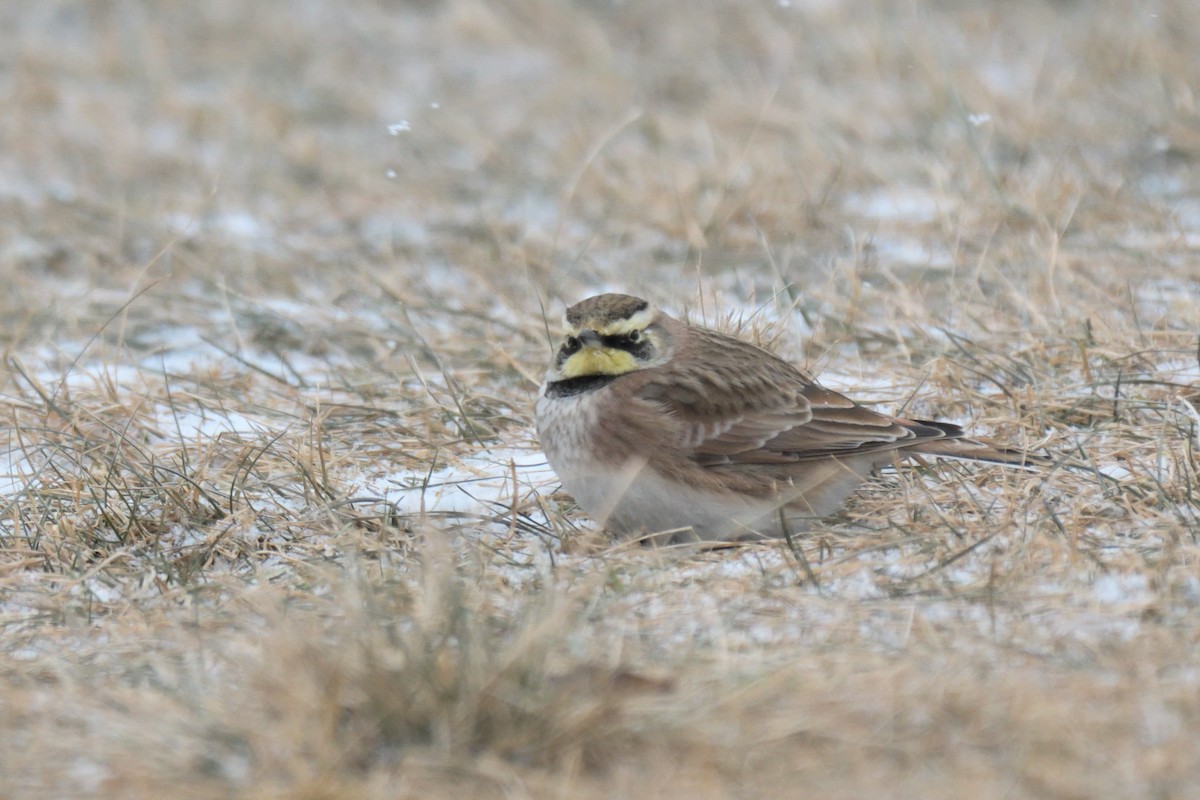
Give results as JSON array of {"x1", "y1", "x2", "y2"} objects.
[
  {"x1": 538, "y1": 384, "x2": 797, "y2": 542},
  {"x1": 535, "y1": 382, "x2": 876, "y2": 542}
]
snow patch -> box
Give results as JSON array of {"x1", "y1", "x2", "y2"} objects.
[
  {"x1": 1090, "y1": 573, "x2": 1153, "y2": 607},
  {"x1": 844, "y1": 188, "x2": 950, "y2": 223},
  {"x1": 363, "y1": 441, "x2": 559, "y2": 525}
]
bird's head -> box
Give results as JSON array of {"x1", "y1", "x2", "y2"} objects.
[{"x1": 548, "y1": 293, "x2": 673, "y2": 381}]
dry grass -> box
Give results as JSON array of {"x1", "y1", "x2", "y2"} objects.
[{"x1": 2, "y1": 0, "x2": 1200, "y2": 797}]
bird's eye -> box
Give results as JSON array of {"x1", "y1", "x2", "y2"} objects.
[{"x1": 628, "y1": 330, "x2": 641, "y2": 343}]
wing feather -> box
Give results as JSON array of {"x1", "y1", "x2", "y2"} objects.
[{"x1": 637, "y1": 327, "x2": 950, "y2": 465}]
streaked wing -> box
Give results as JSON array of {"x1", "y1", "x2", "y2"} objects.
[
  {"x1": 765, "y1": 382, "x2": 942, "y2": 460},
  {"x1": 638, "y1": 329, "x2": 950, "y2": 465}
]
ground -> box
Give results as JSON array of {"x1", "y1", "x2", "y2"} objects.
[{"x1": 2, "y1": 1, "x2": 1199, "y2": 797}]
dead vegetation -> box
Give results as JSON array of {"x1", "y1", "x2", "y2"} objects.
[{"x1": 1, "y1": 0, "x2": 1199, "y2": 797}]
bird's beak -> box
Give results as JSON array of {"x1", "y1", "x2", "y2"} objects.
[{"x1": 577, "y1": 329, "x2": 602, "y2": 347}]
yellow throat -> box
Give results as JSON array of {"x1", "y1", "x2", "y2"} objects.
[{"x1": 559, "y1": 343, "x2": 639, "y2": 378}]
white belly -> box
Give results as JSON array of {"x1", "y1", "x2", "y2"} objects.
[
  {"x1": 583, "y1": 465, "x2": 819, "y2": 543},
  {"x1": 536, "y1": 387, "x2": 825, "y2": 542}
]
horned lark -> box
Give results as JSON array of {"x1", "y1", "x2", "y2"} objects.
[{"x1": 535, "y1": 293, "x2": 1042, "y2": 543}]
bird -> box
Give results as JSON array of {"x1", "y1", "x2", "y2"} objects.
[{"x1": 534, "y1": 293, "x2": 1043, "y2": 544}]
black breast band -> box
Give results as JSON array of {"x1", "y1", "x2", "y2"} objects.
[{"x1": 544, "y1": 374, "x2": 620, "y2": 398}]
